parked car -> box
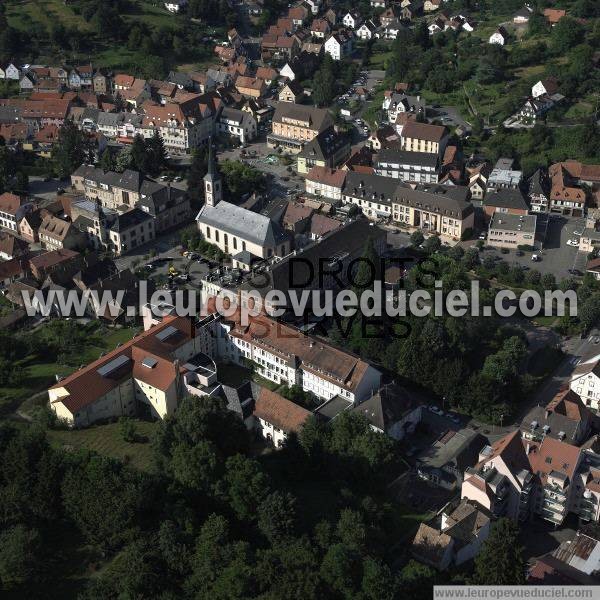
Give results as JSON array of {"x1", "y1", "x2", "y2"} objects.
[
  {"x1": 573, "y1": 229, "x2": 583, "y2": 236},
  {"x1": 531, "y1": 254, "x2": 541, "y2": 261},
  {"x1": 566, "y1": 239, "x2": 579, "y2": 247},
  {"x1": 478, "y1": 232, "x2": 487, "y2": 240}
]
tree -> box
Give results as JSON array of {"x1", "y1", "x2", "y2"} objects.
[
  {"x1": 410, "y1": 230, "x2": 424, "y2": 247},
  {"x1": 100, "y1": 148, "x2": 117, "y2": 172},
  {"x1": 551, "y1": 17, "x2": 585, "y2": 54},
  {"x1": 0, "y1": 525, "x2": 41, "y2": 589},
  {"x1": 578, "y1": 293, "x2": 600, "y2": 333},
  {"x1": 130, "y1": 134, "x2": 148, "y2": 173},
  {"x1": 312, "y1": 56, "x2": 336, "y2": 107},
  {"x1": 472, "y1": 518, "x2": 525, "y2": 585},
  {"x1": 257, "y1": 491, "x2": 297, "y2": 543},
  {"x1": 423, "y1": 235, "x2": 441, "y2": 254},
  {"x1": 51, "y1": 119, "x2": 88, "y2": 178},
  {"x1": 187, "y1": 146, "x2": 208, "y2": 205},
  {"x1": 146, "y1": 131, "x2": 166, "y2": 176}
]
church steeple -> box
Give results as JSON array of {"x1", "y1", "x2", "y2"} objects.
[{"x1": 204, "y1": 137, "x2": 221, "y2": 207}]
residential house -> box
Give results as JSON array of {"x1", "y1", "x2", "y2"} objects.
[
  {"x1": 370, "y1": 0, "x2": 387, "y2": 7},
  {"x1": 140, "y1": 95, "x2": 218, "y2": 154},
  {"x1": 356, "y1": 20, "x2": 378, "y2": 40},
  {"x1": 324, "y1": 8, "x2": 338, "y2": 26},
  {"x1": 38, "y1": 215, "x2": 85, "y2": 251},
  {"x1": 19, "y1": 74, "x2": 35, "y2": 93},
  {"x1": 544, "y1": 8, "x2": 566, "y2": 26},
  {"x1": 417, "y1": 428, "x2": 487, "y2": 490},
  {"x1": 308, "y1": 213, "x2": 341, "y2": 240},
  {"x1": 310, "y1": 18, "x2": 331, "y2": 38},
  {"x1": 93, "y1": 72, "x2": 110, "y2": 94},
  {"x1": 411, "y1": 500, "x2": 491, "y2": 570},
  {"x1": 282, "y1": 201, "x2": 313, "y2": 233},
  {"x1": 305, "y1": 166, "x2": 346, "y2": 201},
  {"x1": 532, "y1": 78, "x2": 559, "y2": 99},
  {"x1": 352, "y1": 383, "x2": 422, "y2": 439},
  {"x1": 380, "y1": 6, "x2": 402, "y2": 27},
  {"x1": 255, "y1": 66, "x2": 278, "y2": 86},
  {"x1": 253, "y1": 387, "x2": 311, "y2": 447},
  {"x1": 324, "y1": 31, "x2": 353, "y2": 61},
  {"x1": 235, "y1": 76, "x2": 266, "y2": 99},
  {"x1": 483, "y1": 188, "x2": 529, "y2": 220},
  {"x1": 424, "y1": 0, "x2": 442, "y2": 11},
  {"x1": 548, "y1": 162, "x2": 587, "y2": 216},
  {"x1": 278, "y1": 80, "x2": 304, "y2": 103},
  {"x1": 217, "y1": 106, "x2": 257, "y2": 143},
  {"x1": 528, "y1": 168, "x2": 551, "y2": 213},
  {"x1": 268, "y1": 102, "x2": 334, "y2": 153},
  {"x1": 0, "y1": 231, "x2": 29, "y2": 261},
  {"x1": 342, "y1": 12, "x2": 361, "y2": 29},
  {"x1": 0, "y1": 193, "x2": 33, "y2": 232},
  {"x1": 288, "y1": 5, "x2": 309, "y2": 26},
  {"x1": 587, "y1": 258, "x2": 600, "y2": 281},
  {"x1": 342, "y1": 171, "x2": 399, "y2": 220},
  {"x1": 571, "y1": 355, "x2": 600, "y2": 413},
  {"x1": 3, "y1": 64, "x2": 20, "y2": 80},
  {"x1": 69, "y1": 64, "x2": 94, "y2": 90},
  {"x1": 374, "y1": 148, "x2": 439, "y2": 183},
  {"x1": 580, "y1": 228, "x2": 600, "y2": 255},
  {"x1": 513, "y1": 6, "x2": 533, "y2": 23},
  {"x1": 164, "y1": 0, "x2": 188, "y2": 12},
  {"x1": 489, "y1": 27, "x2": 508, "y2": 45},
  {"x1": 18, "y1": 211, "x2": 43, "y2": 243},
  {"x1": 401, "y1": 1, "x2": 424, "y2": 20},
  {"x1": 296, "y1": 130, "x2": 351, "y2": 174}
]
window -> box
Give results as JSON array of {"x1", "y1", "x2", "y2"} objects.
[{"x1": 206, "y1": 227, "x2": 210, "y2": 239}]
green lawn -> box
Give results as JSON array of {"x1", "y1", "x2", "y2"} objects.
[
  {"x1": 0, "y1": 325, "x2": 141, "y2": 416},
  {"x1": 215, "y1": 361, "x2": 280, "y2": 391},
  {"x1": 47, "y1": 420, "x2": 158, "y2": 471}
]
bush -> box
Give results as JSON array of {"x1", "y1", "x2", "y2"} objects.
[{"x1": 119, "y1": 417, "x2": 137, "y2": 443}]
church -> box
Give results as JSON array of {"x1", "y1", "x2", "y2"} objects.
[{"x1": 195, "y1": 140, "x2": 292, "y2": 262}]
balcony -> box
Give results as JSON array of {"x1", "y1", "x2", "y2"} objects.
[{"x1": 541, "y1": 497, "x2": 567, "y2": 514}]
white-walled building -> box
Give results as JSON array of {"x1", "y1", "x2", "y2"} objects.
[{"x1": 571, "y1": 355, "x2": 600, "y2": 412}]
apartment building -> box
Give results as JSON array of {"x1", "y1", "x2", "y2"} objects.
[
  {"x1": 48, "y1": 316, "x2": 209, "y2": 427},
  {"x1": 268, "y1": 102, "x2": 334, "y2": 152},
  {"x1": 71, "y1": 166, "x2": 189, "y2": 233},
  {"x1": 392, "y1": 184, "x2": 474, "y2": 241},
  {"x1": 212, "y1": 303, "x2": 382, "y2": 403},
  {"x1": 528, "y1": 168, "x2": 551, "y2": 212},
  {"x1": 461, "y1": 428, "x2": 598, "y2": 527},
  {"x1": 548, "y1": 161, "x2": 588, "y2": 217},
  {"x1": 342, "y1": 171, "x2": 399, "y2": 219},
  {"x1": 374, "y1": 149, "x2": 439, "y2": 183},
  {"x1": 400, "y1": 121, "x2": 448, "y2": 158}
]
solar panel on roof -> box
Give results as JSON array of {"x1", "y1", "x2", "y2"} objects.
[
  {"x1": 97, "y1": 354, "x2": 130, "y2": 377},
  {"x1": 155, "y1": 325, "x2": 178, "y2": 341}
]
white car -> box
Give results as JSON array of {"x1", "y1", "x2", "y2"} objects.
[{"x1": 567, "y1": 239, "x2": 579, "y2": 247}]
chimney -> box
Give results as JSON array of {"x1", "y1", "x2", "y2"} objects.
[
  {"x1": 526, "y1": 443, "x2": 530, "y2": 455},
  {"x1": 545, "y1": 409, "x2": 550, "y2": 419}
]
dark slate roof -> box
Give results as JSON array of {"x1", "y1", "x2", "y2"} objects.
[
  {"x1": 351, "y1": 383, "x2": 422, "y2": 431},
  {"x1": 73, "y1": 165, "x2": 142, "y2": 192},
  {"x1": 196, "y1": 201, "x2": 290, "y2": 247},
  {"x1": 343, "y1": 171, "x2": 403, "y2": 205},
  {"x1": 298, "y1": 130, "x2": 349, "y2": 162},
  {"x1": 107, "y1": 208, "x2": 154, "y2": 232},
  {"x1": 483, "y1": 188, "x2": 529, "y2": 211},
  {"x1": 375, "y1": 149, "x2": 439, "y2": 169},
  {"x1": 219, "y1": 380, "x2": 259, "y2": 419},
  {"x1": 529, "y1": 168, "x2": 551, "y2": 197}
]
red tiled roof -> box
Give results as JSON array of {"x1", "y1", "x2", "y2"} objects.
[
  {"x1": 0, "y1": 192, "x2": 26, "y2": 215},
  {"x1": 254, "y1": 388, "x2": 311, "y2": 432},
  {"x1": 402, "y1": 121, "x2": 447, "y2": 143},
  {"x1": 306, "y1": 166, "x2": 347, "y2": 188},
  {"x1": 544, "y1": 8, "x2": 566, "y2": 24}
]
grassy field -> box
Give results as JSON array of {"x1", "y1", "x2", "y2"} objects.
[
  {"x1": 215, "y1": 361, "x2": 280, "y2": 391},
  {"x1": 0, "y1": 325, "x2": 140, "y2": 416},
  {"x1": 47, "y1": 420, "x2": 158, "y2": 471}
]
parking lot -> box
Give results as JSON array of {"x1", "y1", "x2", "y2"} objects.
[{"x1": 482, "y1": 214, "x2": 587, "y2": 280}]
